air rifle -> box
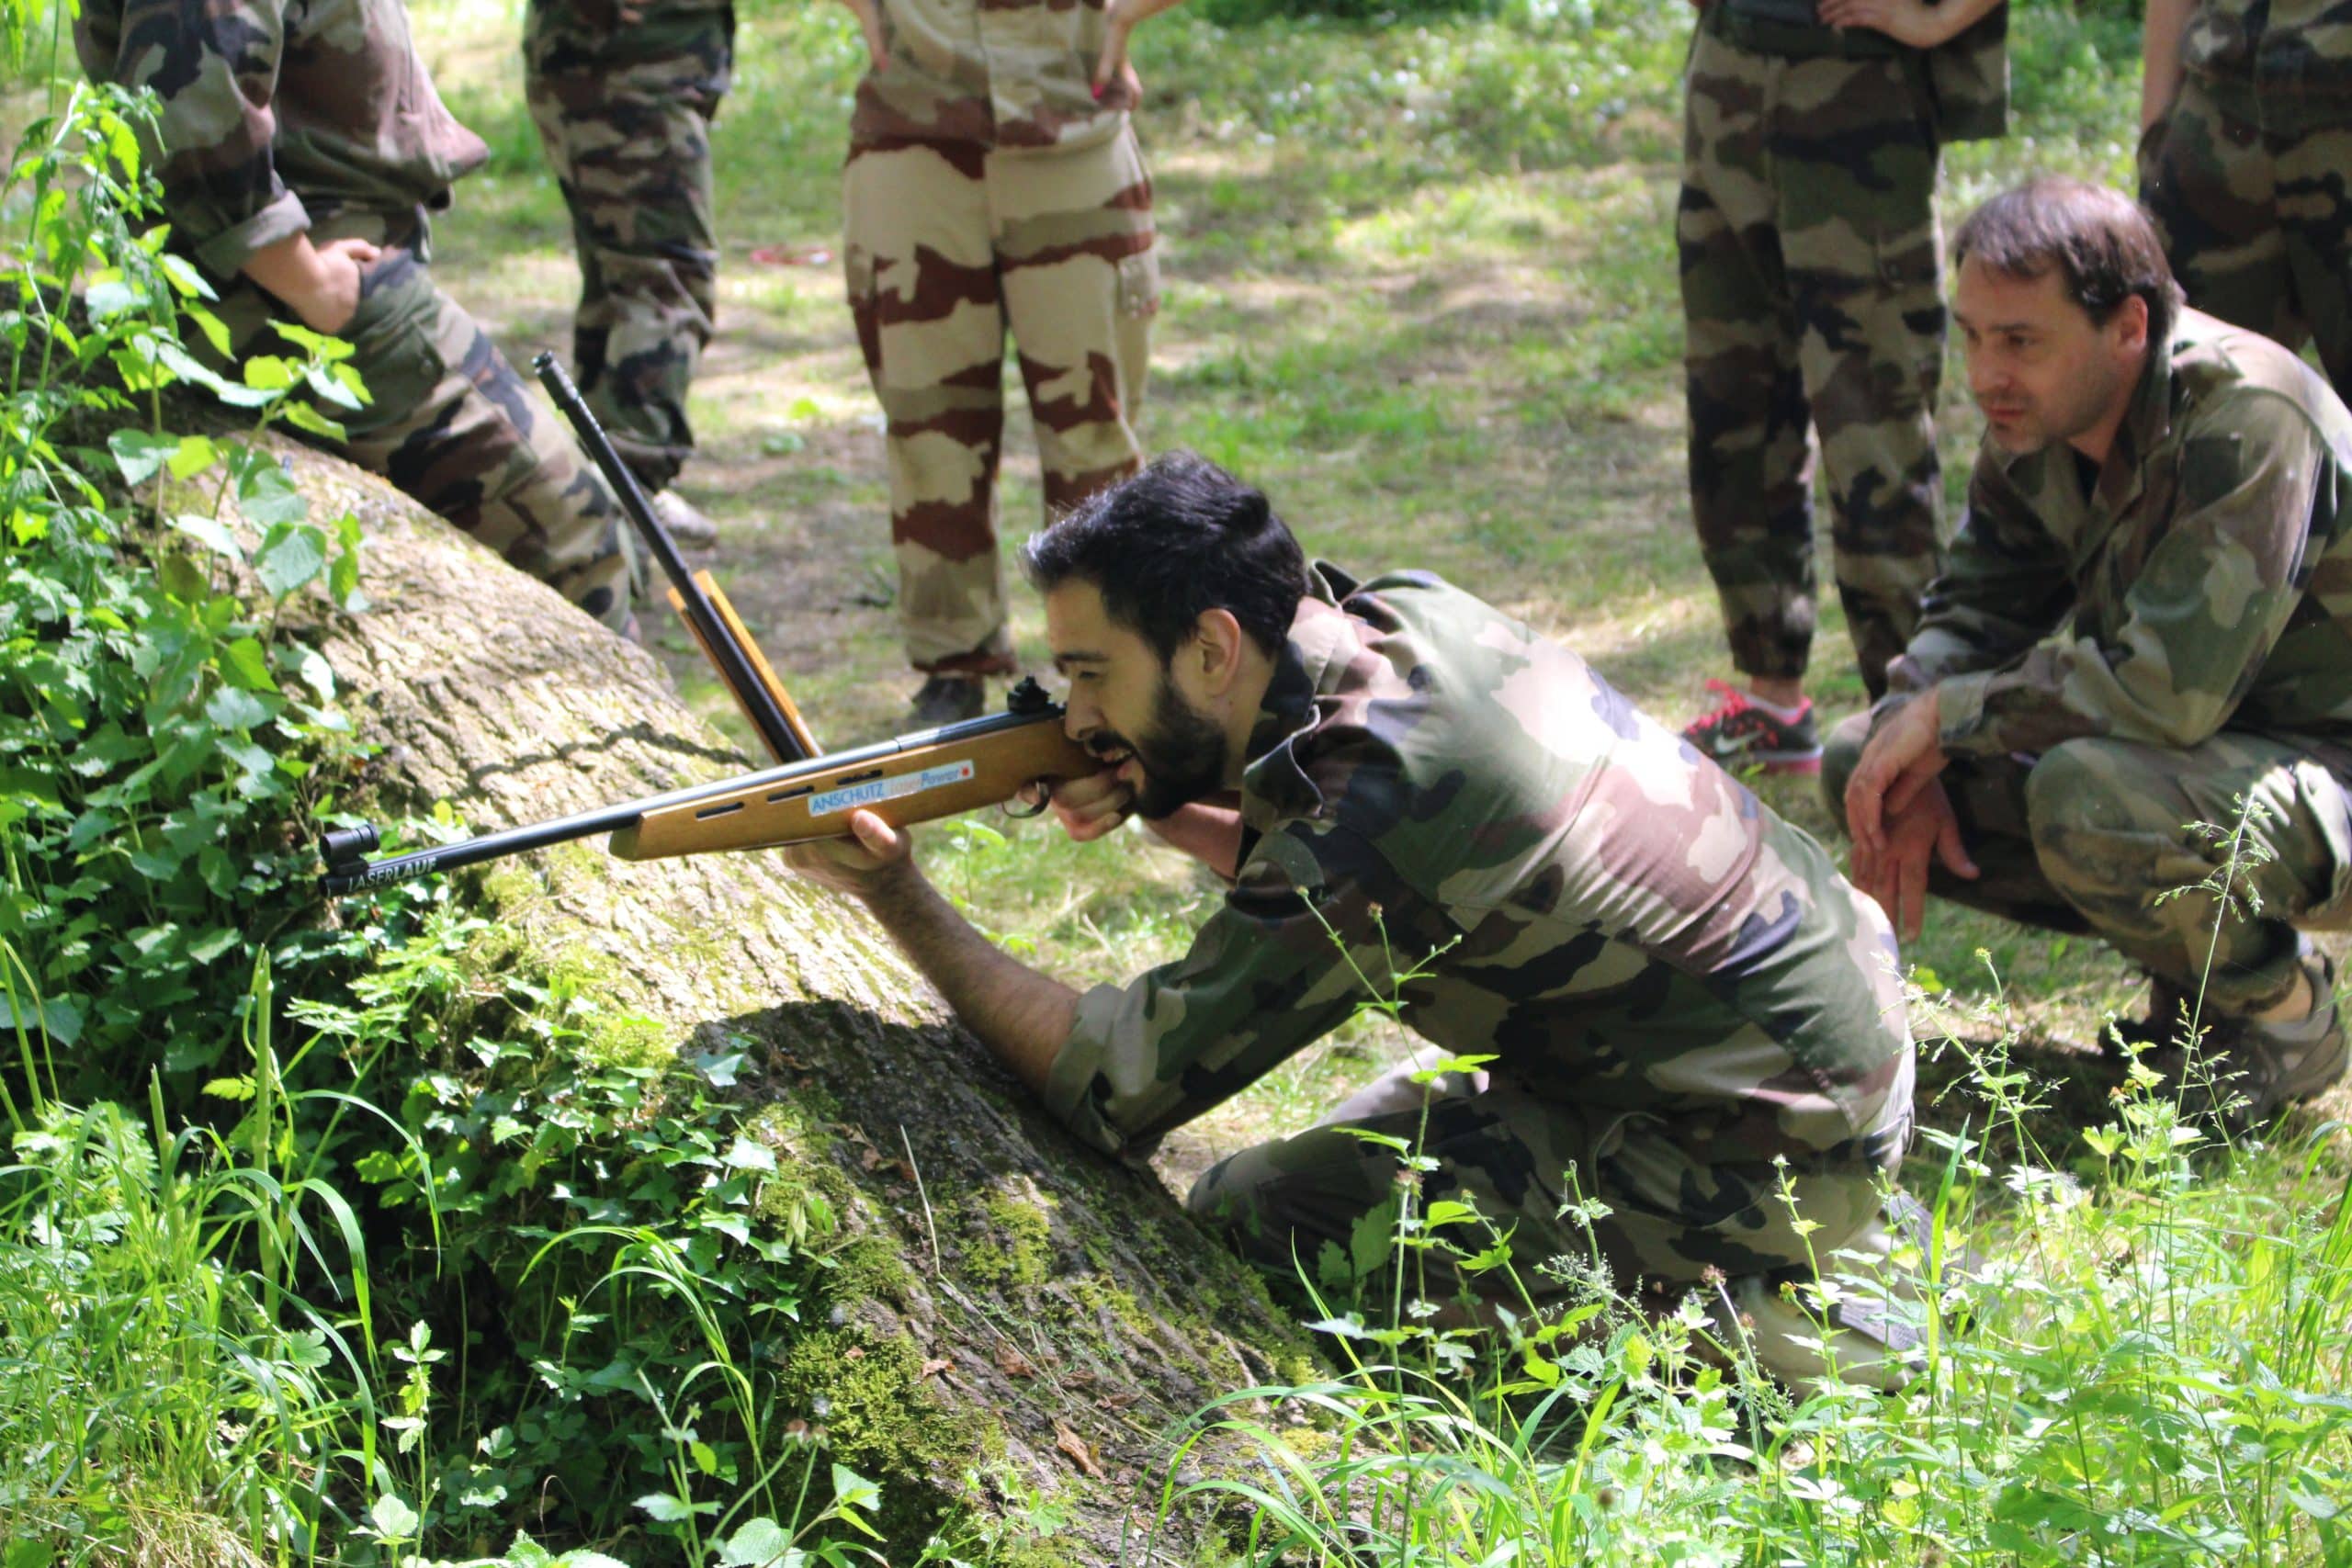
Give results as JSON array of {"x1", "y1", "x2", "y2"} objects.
[
  {"x1": 319, "y1": 678, "x2": 1098, "y2": 896},
  {"x1": 319, "y1": 361, "x2": 1100, "y2": 897},
  {"x1": 532, "y1": 352, "x2": 820, "y2": 764}
]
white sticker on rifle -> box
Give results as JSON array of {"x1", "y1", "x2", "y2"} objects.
[{"x1": 809, "y1": 760, "x2": 976, "y2": 818}]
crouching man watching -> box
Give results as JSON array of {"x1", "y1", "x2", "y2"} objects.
[
  {"x1": 1834, "y1": 177, "x2": 2352, "y2": 1129},
  {"x1": 793, "y1": 452, "x2": 1932, "y2": 1386}
]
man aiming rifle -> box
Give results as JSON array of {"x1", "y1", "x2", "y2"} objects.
[{"x1": 787, "y1": 452, "x2": 1938, "y2": 1389}]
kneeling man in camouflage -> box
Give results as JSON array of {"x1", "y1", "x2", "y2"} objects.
[
  {"x1": 792, "y1": 453, "x2": 1930, "y2": 1386},
  {"x1": 1837, "y1": 178, "x2": 2352, "y2": 1128}
]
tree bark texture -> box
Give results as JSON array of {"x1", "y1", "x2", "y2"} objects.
[{"x1": 288, "y1": 443, "x2": 1306, "y2": 1562}]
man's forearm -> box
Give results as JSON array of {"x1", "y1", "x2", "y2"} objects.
[{"x1": 858, "y1": 867, "x2": 1080, "y2": 1098}]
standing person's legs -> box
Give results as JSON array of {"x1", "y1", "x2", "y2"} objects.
[
  {"x1": 2274, "y1": 116, "x2": 2352, "y2": 405},
  {"x1": 1776, "y1": 53, "x2": 1944, "y2": 702},
  {"x1": 1682, "y1": 29, "x2": 1817, "y2": 714},
  {"x1": 844, "y1": 140, "x2": 1016, "y2": 702},
  {"x1": 993, "y1": 128, "x2": 1156, "y2": 525},
  {"x1": 2140, "y1": 77, "x2": 2304, "y2": 356},
  {"x1": 524, "y1": 0, "x2": 730, "y2": 498}
]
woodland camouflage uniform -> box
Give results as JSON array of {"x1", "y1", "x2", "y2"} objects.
[
  {"x1": 2140, "y1": 0, "x2": 2352, "y2": 403},
  {"x1": 76, "y1": 0, "x2": 635, "y2": 630},
  {"x1": 1824, "y1": 310, "x2": 2352, "y2": 1019},
  {"x1": 1679, "y1": 0, "x2": 2007, "y2": 696},
  {"x1": 1045, "y1": 566, "x2": 1923, "y2": 1381},
  {"x1": 525, "y1": 0, "x2": 732, "y2": 493},
  {"x1": 846, "y1": 0, "x2": 1159, "y2": 676}
]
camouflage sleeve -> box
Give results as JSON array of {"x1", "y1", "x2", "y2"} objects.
[
  {"x1": 1938, "y1": 389, "x2": 2328, "y2": 756},
  {"x1": 1887, "y1": 457, "x2": 2075, "y2": 696},
  {"x1": 1040, "y1": 824, "x2": 1401, "y2": 1158},
  {"x1": 93, "y1": 0, "x2": 308, "y2": 277}
]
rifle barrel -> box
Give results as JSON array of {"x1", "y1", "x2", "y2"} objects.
[
  {"x1": 322, "y1": 706, "x2": 1062, "y2": 897},
  {"x1": 532, "y1": 353, "x2": 814, "y2": 764}
]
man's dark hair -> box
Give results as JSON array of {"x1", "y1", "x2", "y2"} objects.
[
  {"x1": 1021, "y1": 452, "x2": 1309, "y2": 661},
  {"x1": 1951, "y1": 176, "x2": 2185, "y2": 345}
]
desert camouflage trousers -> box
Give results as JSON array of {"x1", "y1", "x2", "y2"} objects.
[
  {"x1": 209, "y1": 209, "x2": 633, "y2": 630},
  {"x1": 845, "y1": 129, "x2": 1158, "y2": 674},
  {"x1": 1187, "y1": 1050, "x2": 1911, "y2": 1348},
  {"x1": 2139, "y1": 73, "x2": 2352, "y2": 405},
  {"x1": 1824, "y1": 714, "x2": 2352, "y2": 1015},
  {"x1": 526, "y1": 0, "x2": 732, "y2": 492},
  {"x1": 1679, "y1": 21, "x2": 1947, "y2": 697}
]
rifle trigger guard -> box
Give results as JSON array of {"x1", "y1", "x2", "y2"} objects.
[{"x1": 1000, "y1": 785, "x2": 1052, "y2": 821}]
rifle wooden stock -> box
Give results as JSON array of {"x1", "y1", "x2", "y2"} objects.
[
  {"x1": 671, "y1": 570, "x2": 820, "y2": 759},
  {"x1": 614, "y1": 711, "x2": 1092, "y2": 859},
  {"x1": 320, "y1": 697, "x2": 1099, "y2": 897}
]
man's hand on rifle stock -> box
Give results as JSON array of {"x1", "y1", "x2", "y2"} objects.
[
  {"x1": 785, "y1": 809, "x2": 917, "y2": 901},
  {"x1": 1023, "y1": 765, "x2": 1134, "y2": 842}
]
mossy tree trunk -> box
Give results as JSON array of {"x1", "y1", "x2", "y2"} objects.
[{"x1": 293, "y1": 446, "x2": 1308, "y2": 1562}]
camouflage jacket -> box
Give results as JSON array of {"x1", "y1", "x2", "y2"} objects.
[
  {"x1": 75, "y1": 0, "x2": 489, "y2": 282},
  {"x1": 1044, "y1": 567, "x2": 1914, "y2": 1176},
  {"x1": 1898, "y1": 310, "x2": 2352, "y2": 773},
  {"x1": 2184, "y1": 0, "x2": 2352, "y2": 97},
  {"x1": 850, "y1": 0, "x2": 1135, "y2": 152}
]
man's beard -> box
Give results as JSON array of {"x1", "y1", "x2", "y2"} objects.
[{"x1": 1094, "y1": 677, "x2": 1229, "y2": 820}]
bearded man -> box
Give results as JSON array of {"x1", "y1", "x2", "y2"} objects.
[
  {"x1": 791, "y1": 451, "x2": 1931, "y2": 1387},
  {"x1": 1833, "y1": 176, "x2": 2352, "y2": 1127}
]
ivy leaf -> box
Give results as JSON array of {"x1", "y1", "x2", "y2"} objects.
[
  {"x1": 368, "y1": 1495, "x2": 420, "y2": 1540},
  {"x1": 717, "y1": 1518, "x2": 794, "y2": 1567},
  {"x1": 203, "y1": 687, "x2": 274, "y2": 731},
  {"x1": 170, "y1": 513, "x2": 243, "y2": 561},
  {"x1": 218, "y1": 637, "x2": 278, "y2": 692},
  {"x1": 166, "y1": 434, "x2": 220, "y2": 479},
  {"x1": 254, "y1": 524, "x2": 326, "y2": 597},
  {"x1": 183, "y1": 926, "x2": 242, "y2": 964},
  {"x1": 288, "y1": 644, "x2": 336, "y2": 701},
  {"x1": 234, "y1": 457, "x2": 309, "y2": 526},
  {"x1": 242, "y1": 355, "x2": 298, "y2": 391},
  {"x1": 282, "y1": 400, "x2": 348, "y2": 443},
  {"x1": 0, "y1": 995, "x2": 83, "y2": 1048},
  {"x1": 107, "y1": 429, "x2": 180, "y2": 487},
  {"x1": 721, "y1": 1136, "x2": 776, "y2": 1173},
  {"x1": 304, "y1": 362, "x2": 363, "y2": 410}
]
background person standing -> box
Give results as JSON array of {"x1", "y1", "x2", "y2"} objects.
[
  {"x1": 833, "y1": 0, "x2": 1182, "y2": 726},
  {"x1": 1677, "y1": 0, "x2": 2007, "y2": 773}
]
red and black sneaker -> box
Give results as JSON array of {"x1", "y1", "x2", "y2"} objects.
[{"x1": 1680, "y1": 679, "x2": 1823, "y2": 774}]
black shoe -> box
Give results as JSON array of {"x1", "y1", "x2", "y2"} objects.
[{"x1": 910, "y1": 674, "x2": 986, "y2": 728}]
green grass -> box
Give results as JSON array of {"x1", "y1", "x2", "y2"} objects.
[{"x1": 11, "y1": 0, "x2": 2352, "y2": 1561}]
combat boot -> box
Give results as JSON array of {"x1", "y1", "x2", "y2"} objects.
[
  {"x1": 910, "y1": 673, "x2": 986, "y2": 728},
  {"x1": 2159, "y1": 945, "x2": 2348, "y2": 1131}
]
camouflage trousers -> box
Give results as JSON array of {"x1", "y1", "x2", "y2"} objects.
[
  {"x1": 1824, "y1": 714, "x2": 2352, "y2": 1015},
  {"x1": 526, "y1": 0, "x2": 732, "y2": 491},
  {"x1": 2139, "y1": 73, "x2": 2352, "y2": 405},
  {"x1": 844, "y1": 129, "x2": 1158, "y2": 675},
  {"x1": 1679, "y1": 19, "x2": 1947, "y2": 697},
  {"x1": 208, "y1": 209, "x2": 634, "y2": 629},
  {"x1": 1186, "y1": 1049, "x2": 1910, "y2": 1326}
]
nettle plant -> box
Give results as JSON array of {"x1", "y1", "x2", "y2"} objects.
[{"x1": 0, "y1": 80, "x2": 373, "y2": 1107}]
